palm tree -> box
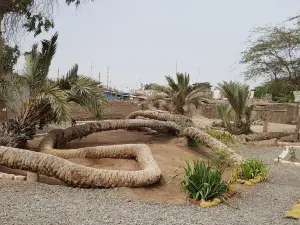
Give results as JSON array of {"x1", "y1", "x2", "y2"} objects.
[
  {"x1": 0, "y1": 33, "x2": 107, "y2": 147},
  {"x1": 56, "y1": 63, "x2": 107, "y2": 121},
  {"x1": 151, "y1": 73, "x2": 209, "y2": 115},
  {"x1": 217, "y1": 81, "x2": 252, "y2": 135}
]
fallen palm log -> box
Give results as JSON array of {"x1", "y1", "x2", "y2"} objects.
[
  {"x1": 0, "y1": 144, "x2": 162, "y2": 188},
  {"x1": 182, "y1": 127, "x2": 243, "y2": 162},
  {"x1": 38, "y1": 119, "x2": 182, "y2": 151},
  {"x1": 240, "y1": 132, "x2": 291, "y2": 142},
  {"x1": 127, "y1": 110, "x2": 203, "y2": 129},
  {"x1": 12, "y1": 116, "x2": 242, "y2": 188},
  {"x1": 39, "y1": 118, "x2": 242, "y2": 163},
  {"x1": 278, "y1": 134, "x2": 294, "y2": 143}
]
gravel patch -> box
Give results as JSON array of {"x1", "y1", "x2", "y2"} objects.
[{"x1": 0, "y1": 147, "x2": 300, "y2": 225}]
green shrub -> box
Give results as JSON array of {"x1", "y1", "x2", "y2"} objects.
[
  {"x1": 187, "y1": 137, "x2": 202, "y2": 147},
  {"x1": 209, "y1": 148, "x2": 235, "y2": 174},
  {"x1": 179, "y1": 160, "x2": 228, "y2": 201},
  {"x1": 206, "y1": 129, "x2": 236, "y2": 147},
  {"x1": 236, "y1": 158, "x2": 269, "y2": 181}
]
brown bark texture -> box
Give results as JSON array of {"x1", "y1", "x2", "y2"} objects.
[
  {"x1": 0, "y1": 144, "x2": 162, "y2": 188},
  {"x1": 182, "y1": 127, "x2": 243, "y2": 162},
  {"x1": 127, "y1": 110, "x2": 204, "y2": 129}
]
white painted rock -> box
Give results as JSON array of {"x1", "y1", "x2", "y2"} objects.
[
  {"x1": 14, "y1": 175, "x2": 26, "y2": 181},
  {"x1": 2, "y1": 173, "x2": 14, "y2": 180}
]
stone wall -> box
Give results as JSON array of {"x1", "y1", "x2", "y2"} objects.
[{"x1": 191, "y1": 103, "x2": 299, "y2": 124}]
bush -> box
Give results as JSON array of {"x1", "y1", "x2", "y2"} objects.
[
  {"x1": 179, "y1": 160, "x2": 228, "y2": 201},
  {"x1": 187, "y1": 137, "x2": 202, "y2": 147},
  {"x1": 231, "y1": 158, "x2": 269, "y2": 182},
  {"x1": 209, "y1": 148, "x2": 235, "y2": 174},
  {"x1": 206, "y1": 129, "x2": 236, "y2": 147}
]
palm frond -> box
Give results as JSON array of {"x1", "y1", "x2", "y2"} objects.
[
  {"x1": 40, "y1": 83, "x2": 71, "y2": 122},
  {"x1": 23, "y1": 34, "x2": 58, "y2": 96},
  {"x1": 68, "y1": 75, "x2": 107, "y2": 119},
  {"x1": 166, "y1": 75, "x2": 179, "y2": 92},
  {"x1": 56, "y1": 64, "x2": 79, "y2": 90}
]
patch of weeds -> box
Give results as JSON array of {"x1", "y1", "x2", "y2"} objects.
[
  {"x1": 230, "y1": 158, "x2": 269, "y2": 182},
  {"x1": 187, "y1": 137, "x2": 202, "y2": 147},
  {"x1": 209, "y1": 148, "x2": 235, "y2": 174},
  {"x1": 206, "y1": 129, "x2": 236, "y2": 147},
  {"x1": 289, "y1": 147, "x2": 297, "y2": 159}
]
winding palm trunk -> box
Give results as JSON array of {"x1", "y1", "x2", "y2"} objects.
[
  {"x1": 39, "y1": 118, "x2": 243, "y2": 163},
  {"x1": 182, "y1": 127, "x2": 243, "y2": 162},
  {"x1": 0, "y1": 13, "x2": 4, "y2": 79},
  {"x1": 0, "y1": 144, "x2": 162, "y2": 188},
  {"x1": 38, "y1": 119, "x2": 182, "y2": 152},
  {"x1": 127, "y1": 110, "x2": 201, "y2": 129}
]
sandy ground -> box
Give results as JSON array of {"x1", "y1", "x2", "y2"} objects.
[{"x1": 70, "y1": 101, "x2": 140, "y2": 120}]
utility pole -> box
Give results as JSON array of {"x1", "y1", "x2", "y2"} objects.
[
  {"x1": 57, "y1": 68, "x2": 60, "y2": 77},
  {"x1": 98, "y1": 72, "x2": 101, "y2": 84},
  {"x1": 90, "y1": 62, "x2": 93, "y2": 77},
  {"x1": 106, "y1": 66, "x2": 109, "y2": 89}
]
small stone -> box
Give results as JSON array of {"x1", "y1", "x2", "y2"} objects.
[
  {"x1": 27, "y1": 172, "x2": 39, "y2": 182},
  {"x1": 14, "y1": 175, "x2": 26, "y2": 181},
  {"x1": 2, "y1": 173, "x2": 14, "y2": 180},
  {"x1": 126, "y1": 199, "x2": 132, "y2": 203},
  {"x1": 245, "y1": 181, "x2": 252, "y2": 186},
  {"x1": 240, "y1": 180, "x2": 245, "y2": 184}
]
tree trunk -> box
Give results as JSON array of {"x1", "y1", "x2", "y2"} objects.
[
  {"x1": 127, "y1": 110, "x2": 204, "y2": 129},
  {"x1": 263, "y1": 115, "x2": 268, "y2": 133},
  {"x1": 294, "y1": 114, "x2": 300, "y2": 142},
  {"x1": 38, "y1": 119, "x2": 182, "y2": 152},
  {"x1": 0, "y1": 13, "x2": 4, "y2": 79},
  {"x1": 294, "y1": 103, "x2": 300, "y2": 142},
  {"x1": 182, "y1": 127, "x2": 243, "y2": 163},
  {"x1": 242, "y1": 132, "x2": 291, "y2": 142},
  {"x1": 0, "y1": 144, "x2": 162, "y2": 188}
]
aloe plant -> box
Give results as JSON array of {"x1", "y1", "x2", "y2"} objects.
[{"x1": 179, "y1": 160, "x2": 228, "y2": 201}]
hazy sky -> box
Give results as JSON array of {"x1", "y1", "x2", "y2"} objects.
[{"x1": 16, "y1": 0, "x2": 300, "y2": 91}]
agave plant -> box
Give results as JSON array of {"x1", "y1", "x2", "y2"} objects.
[
  {"x1": 217, "y1": 81, "x2": 253, "y2": 135},
  {"x1": 149, "y1": 73, "x2": 210, "y2": 114},
  {"x1": 0, "y1": 33, "x2": 106, "y2": 147},
  {"x1": 179, "y1": 160, "x2": 228, "y2": 201}
]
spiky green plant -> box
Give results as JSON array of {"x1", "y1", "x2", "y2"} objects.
[
  {"x1": 217, "y1": 81, "x2": 253, "y2": 135},
  {"x1": 178, "y1": 160, "x2": 228, "y2": 201}
]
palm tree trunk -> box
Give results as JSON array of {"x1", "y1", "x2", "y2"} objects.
[
  {"x1": 182, "y1": 127, "x2": 243, "y2": 162},
  {"x1": 0, "y1": 144, "x2": 162, "y2": 188},
  {"x1": 38, "y1": 119, "x2": 182, "y2": 152},
  {"x1": 0, "y1": 13, "x2": 4, "y2": 79},
  {"x1": 127, "y1": 110, "x2": 201, "y2": 129}
]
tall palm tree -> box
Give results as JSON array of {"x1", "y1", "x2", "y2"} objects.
[
  {"x1": 56, "y1": 63, "x2": 107, "y2": 121},
  {"x1": 151, "y1": 73, "x2": 209, "y2": 114},
  {"x1": 217, "y1": 81, "x2": 252, "y2": 135},
  {"x1": 0, "y1": 33, "x2": 107, "y2": 147}
]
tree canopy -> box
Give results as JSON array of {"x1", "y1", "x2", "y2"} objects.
[
  {"x1": 241, "y1": 24, "x2": 300, "y2": 83},
  {"x1": 1, "y1": 0, "x2": 91, "y2": 37},
  {"x1": 241, "y1": 16, "x2": 300, "y2": 102}
]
